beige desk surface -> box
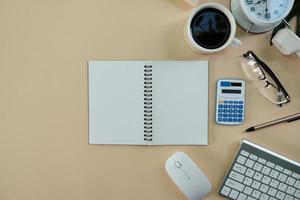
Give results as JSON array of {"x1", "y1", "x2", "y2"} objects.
[{"x1": 0, "y1": 0, "x2": 300, "y2": 199}]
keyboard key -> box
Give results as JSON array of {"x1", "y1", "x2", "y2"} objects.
[
  {"x1": 237, "y1": 155, "x2": 247, "y2": 165},
  {"x1": 258, "y1": 157, "x2": 267, "y2": 164},
  {"x1": 295, "y1": 180, "x2": 300, "y2": 189},
  {"x1": 229, "y1": 189, "x2": 239, "y2": 199},
  {"x1": 261, "y1": 166, "x2": 271, "y2": 175},
  {"x1": 233, "y1": 163, "x2": 247, "y2": 174},
  {"x1": 267, "y1": 187, "x2": 277, "y2": 196},
  {"x1": 252, "y1": 180, "x2": 261, "y2": 189},
  {"x1": 284, "y1": 194, "x2": 294, "y2": 200},
  {"x1": 283, "y1": 169, "x2": 292, "y2": 176},
  {"x1": 240, "y1": 150, "x2": 249, "y2": 157},
  {"x1": 267, "y1": 161, "x2": 275, "y2": 168},
  {"x1": 243, "y1": 177, "x2": 253, "y2": 186},
  {"x1": 249, "y1": 154, "x2": 258, "y2": 161},
  {"x1": 276, "y1": 191, "x2": 286, "y2": 200},
  {"x1": 245, "y1": 159, "x2": 255, "y2": 168},
  {"x1": 294, "y1": 190, "x2": 300, "y2": 198},
  {"x1": 286, "y1": 177, "x2": 296, "y2": 186},
  {"x1": 220, "y1": 186, "x2": 231, "y2": 196},
  {"x1": 262, "y1": 176, "x2": 271, "y2": 184},
  {"x1": 251, "y1": 190, "x2": 261, "y2": 199},
  {"x1": 260, "y1": 193, "x2": 270, "y2": 200},
  {"x1": 253, "y1": 163, "x2": 263, "y2": 171},
  {"x1": 286, "y1": 186, "x2": 296, "y2": 195},
  {"x1": 278, "y1": 173, "x2": 288, "y2": 182},
  {"x1": 229, "y1": 171, "x2": 245, "y2": 183},
  {"x1": 237, "y1": 193, "x2": 247, "y2": 200},
  {"x1": 259, "y1": 184, "x2": 269, "y2": 193},
  {"x1": 253, "y1": 172, "x2": 263, "y2": 181},
  {"x1": 245, "y1": 168, "x2": 255, "y2": 178},
  {"x1": 269, "y1": 197, "x2": 277, "y2": 200},
  {"x1": 275, "y1": 165, "x2": 284, "y2": 172},
  {"x1": 246, "y1": 197, "x2": 255, "y2": 200},
  {"x1": 292, "y1": 172, "x2": 300, "y2": 179},
  {"x1": 270, "y1": 170, "x2": 279, "y2": 179},
  {"x1": 225, "y1": 178, "x2": 245, "y2": 192},
  {"x1": 270, "y1": 179, "x2": 280, "y2": 188},
  {"x1": 278, "y1": 183, "x2": 288, "y2": 192},
  {"x1": 243, "y1": 186, "x2": 253, "y2": 195}
]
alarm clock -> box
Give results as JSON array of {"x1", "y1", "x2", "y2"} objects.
[{"x1": 231, "y1": 0, "x2": 295, "y2": 33}]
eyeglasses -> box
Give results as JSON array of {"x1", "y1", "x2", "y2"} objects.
[{"x1": 240, "y1": 50, "x2": 291, "y2": 106}]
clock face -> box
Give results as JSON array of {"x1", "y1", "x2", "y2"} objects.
[{"x1": 241, "y1": 0, "x2": 294, "y2": 22}]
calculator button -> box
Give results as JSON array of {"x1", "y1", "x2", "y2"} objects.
[
  {"x1": 218, "y1": 109, "x2": 223, "y2": 113},
  {"x1": 224, "y1": 105, "x2": 228, "y2": 108},
  {"x1": 239, "y1": 101, "x2": 243, "y2": 104},
  {"x1": 233, "y1": 114, "x2": 238, "y2": 117},
  {"x1": 239, "y1": 105, "x2": 243, "y2": 109},
  {"x1": 238, "y1": 114, "x2": 243, "y2": 118},
  {"x1": 238, "y1": 118, "x2": 243, "y2": 122},
  {"x1": 239, "y1": 110, "x2": 243, "y2": 113},
  {"x1": 218, "y1": 118, "x2": 222, "y2": 122},
  {"x1": 218, "y1": 113, "x2": 223, "y2": 117},
  {"x1": 223, "y1": 114, "x2": 227, "y2": 117},
  {"x1": 229, "y1": 110, "x2": 233, "y2": 113},
  {"x1": 223, "y1": 118, "x2": 228, "y2": 122},
  {"x1": 233, "y1": 118, "x2": 237, "y2": 122},
  {"x1": 234, "y1": 101, "x2": 238, "y2": 104},
  {"x1": 229, "y1": 101, "x2": 233, "y2": 104},
  {"x1": 224, "y1": 100, "x2": 229, "y2": 104},
  {"x1": 228, "y1": 118, "x2": 233, "y2": 122},
  {"x1": 224, "y1": 110, "x2": 228, "y2": 113},
  {"x1": 234, "y1": 105, "x2": 238, "y2": 108},
  {"x1": 218, "y1": 104, "x2": 223, "y2": 108},
  {"x1": 228, "y1": 114, "x2": 233, "y2": 117},
  {"x1": 229, "y1": 105, "x2": 233, "y2": 108},
  {"x1": 234, "y1": 110, "x2": 238, "y2": 113}
]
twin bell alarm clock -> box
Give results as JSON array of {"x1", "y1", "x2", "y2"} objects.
[{"x1": 231, "y1": 0, "x2": 295, "y2": 33}]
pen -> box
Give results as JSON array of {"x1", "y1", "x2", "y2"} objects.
[{"x1": 246, "y1": 112, "x2": 300, "y2": 132}]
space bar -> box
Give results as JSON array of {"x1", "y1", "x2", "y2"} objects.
[{"x1": 225, "y1": 178, "x2": 245, "y2": 192}]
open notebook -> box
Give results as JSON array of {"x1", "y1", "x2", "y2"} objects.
[{"x1": 88, "y1": 61, "x2": 209, "y2": 145}]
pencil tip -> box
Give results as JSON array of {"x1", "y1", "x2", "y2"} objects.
[{"x1": 246, "y1": 127, "x2": 255, "y2": 132}]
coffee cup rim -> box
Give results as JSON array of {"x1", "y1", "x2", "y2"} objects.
[{"x1": 186, "y1": 3, "x2": 237, "y2": 53}]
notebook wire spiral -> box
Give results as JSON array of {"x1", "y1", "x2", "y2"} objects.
[{"x1": 144, "y1": 65, "x2": 153, "y2": 141}]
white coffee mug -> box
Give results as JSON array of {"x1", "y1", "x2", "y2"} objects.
[{"x1": 184, "y1": 3, "x2": 241, "y2": 54}]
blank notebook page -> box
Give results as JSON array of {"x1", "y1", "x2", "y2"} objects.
[
  {"x1": 151, "y1": 61, "x2": 208, "y2": 145},
  {"x1": 88, "y1": 61, "x2": 144, "y2": 144}
]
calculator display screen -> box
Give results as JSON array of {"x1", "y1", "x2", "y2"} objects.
[
  {"x1": 222, "y1": 89, "x2": 241, "y2": 94},
  {"x1": 231, "y1": 82, "x2": 242, "y2": 87}
]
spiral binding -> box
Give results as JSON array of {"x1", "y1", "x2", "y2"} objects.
[{"x1": 144, "y1": 65, "x2": 153, "y2": 142}]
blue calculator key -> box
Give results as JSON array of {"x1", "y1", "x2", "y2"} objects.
[
  {"x1": 223, "y1": 114, "x2": 227, "y2": 117},
  {"x1": 223, "y1": 118, "x2": 227, "y2": 122},
  {"x1": 238, "y1": 114, "x2": 243, "y2": 118},
  {"x1": 239, "y1": 105, "x2": 243, "y2": 109},
  {"x1": 229, "y1": 101, "x2": 233, "y2": 104},
  {"x1": 233, "y1": 114, "x2": 237, "y2": 117},
  {"x1": 224, "y1": 105, "x2": 228, "y2": 108},
  {"x1": 233, "y1": 110, "x2": 238, "y2": 113},
  {"x1": 218, "y1": 109, "x2": 222, "y2": 113},
  {"x1": 238, "y1": 110, "x2": 243, "y2": 113},
  {"x1": 234, "y1": 105, "x2": 238, "y2": 109},
  {"x1": 218, "y1": 118, "x2": 222, "y2": 122},
  {"x1": 228, "y1": 114, "x2": 232, "y2": 117},
  {"x1": 224, "y1": 110, "x2": 228, "y2": 113},
  {"x1": 233, "y1": 118, "x2": 237, "y2": 122},
  {"x1": 238, "y1": 118, "x2": 243, "y2": 122},
  {"x1": 228, "y1": 118, "x2": 233, "y2": 122},
  {"x1": 218, "y1": 113, "x2": 222, "y2": 117},
  {"x1": 224, "y1": 100, "x2": 229, "y2": 104},
  {"x1": 218, "y1": 104, "x2": 223, "y2": 108},
  {"x1": 234, "y1": 101, "x2": 238, "y2": 104},
  {"x1": 229, "y1": 105, "x2": 233, "y2": 108},
  {"x1": 229, "y1": 110, "x2": 233, "y2": 113},
  {"x1": 239, "y1": 101, "x2": 243, "y2": 104}
]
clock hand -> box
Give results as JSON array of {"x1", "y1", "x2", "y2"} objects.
[
  {"x1": 254, "y1": 0, "x2": 262, "y2": 5},
  {"x1": 265, "y1": 0, "x2": 268, "y2": 13}
]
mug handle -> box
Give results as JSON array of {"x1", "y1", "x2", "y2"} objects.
[{"x1": 231, "y1": 38, "x2": 242, "y2": 47}]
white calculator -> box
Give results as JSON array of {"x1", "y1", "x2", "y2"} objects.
[{"x1": 216, "y1": 79, "x2": 246, "y2": 125}]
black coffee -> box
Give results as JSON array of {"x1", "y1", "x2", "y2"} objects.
[{"x1": 190, "y1": 8, "x2": 231, "y2": 49}]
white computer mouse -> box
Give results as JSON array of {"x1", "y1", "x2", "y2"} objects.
[{"x1": 165, "y1": 152, "x2": 212, "y2": 200}]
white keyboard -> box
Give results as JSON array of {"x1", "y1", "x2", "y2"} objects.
[{"x1": 219, "y1": 139, "x2": 300, "y2": 200}]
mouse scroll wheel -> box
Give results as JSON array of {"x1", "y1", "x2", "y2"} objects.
[{"x1": 175, "y1": 161, "x2": 182, "y2": 169}]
